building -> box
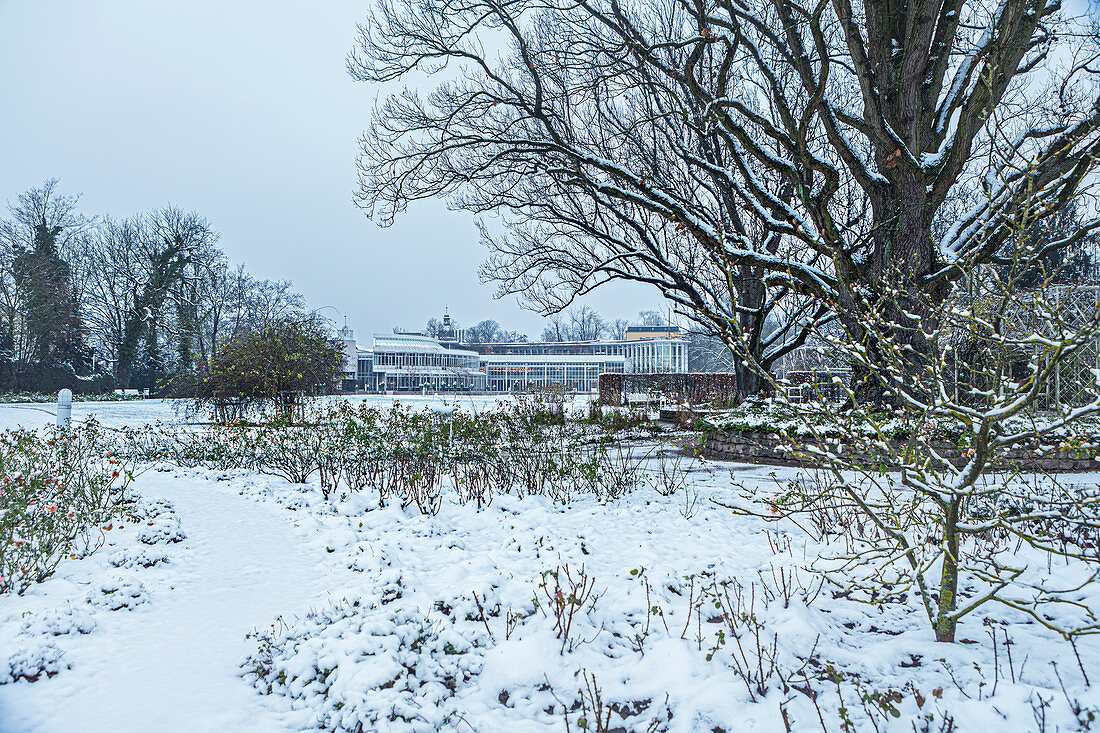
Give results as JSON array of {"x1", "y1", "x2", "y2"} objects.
[
  {"x1": 481, "y1": 353, "x2": 625, "y2": 392},
  {"x1": 337, "y1": 313, "x2": 690, "y2": 393},
  {"x1": 371, "y1": 333, "x2": 486, "y2": 392},
  {"x1": 356, "y1": 348, "x2": 379, "y2": 392},
  {"x1": 623, "y1": 333, "x2": 689, "y2": 373},
  {"x1": 336, "y1": 326, "x2": 362, "y2": 392},
  {"x1": 468, "y1": 336, "x2": 687, "y2": 391},
  {"x1": 436, "y1": 310, "x2": 464, "y2": 343}
]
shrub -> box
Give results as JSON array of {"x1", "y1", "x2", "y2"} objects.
[
  {"x1": 243, "y1": 593, "x2": 491, "y2": 732},
  {"x1": 0, "y1": 422, "x2": 134, "y2": 594},
  {"x1": 189, "y1": 314, "x2": 343, "y2": 422}
]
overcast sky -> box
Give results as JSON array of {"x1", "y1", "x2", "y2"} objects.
[{"x1": 0, "y1": 0, "x2": 657, "y2": 342}]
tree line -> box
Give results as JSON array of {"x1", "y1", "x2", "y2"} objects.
[
  {"x1": 0, "y1": 180, "x2": 310, "y2": 394},
  {"x1": 408, "y1": 306, "x2": 674, "y2": 344}
]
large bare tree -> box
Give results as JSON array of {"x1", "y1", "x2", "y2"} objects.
[
  {"x1": 350, "y1": 0, "x2": 831, "y2": 396},
  {"x1": 351, "y1": 0, "x2": 1100, "y2": 401},
  {"x1": 82, "y1": 207, "x2": 218, "y2": 388}
]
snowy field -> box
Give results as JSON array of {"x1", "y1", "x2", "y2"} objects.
[
  {"x1": 0, "y1": 394, "x2": 572, "y2": 432},
  {"x1": 1, "y1": 399, "x2": 1099, "y2": 732}
]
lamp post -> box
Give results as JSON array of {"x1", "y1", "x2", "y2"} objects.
[
  {"x1": 311, "y1": 304, "x2": 345, "y2": 331},
  {"x1": 432, "y1": 404, "x2": 458, "y2": 458}
]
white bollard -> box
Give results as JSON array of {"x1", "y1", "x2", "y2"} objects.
[{"x1": 57, "y1": 388, "x2": 72, "y2": 429}]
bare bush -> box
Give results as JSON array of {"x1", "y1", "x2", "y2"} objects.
[{"x1": 536, "y1": 564, "x2": 603, "y2": 654}]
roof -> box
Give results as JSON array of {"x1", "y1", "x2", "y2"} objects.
[
  {"x1": 481, "y1": 354, "x2": 626, "y2": 364},
  {"x1": 373, "y1": 333, "x2": 480, "y2": 357}
]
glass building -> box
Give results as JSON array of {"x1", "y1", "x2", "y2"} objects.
[
  {"x1": 371, "y1": 333, "x2": 486, "y2": 392},
  {"x1": 472, "y1": 337, "x2": 688, "y2": 379},
  {"x1": 481, "y1": 354, "x2": 625, "y2": 392},
  {"x1": 337, "y1": 323, "x2": 691, "y2": 394}
]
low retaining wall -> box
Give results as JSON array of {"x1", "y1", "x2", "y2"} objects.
[{"x1": 702, "y1": 429, "x2": 1100, "y2": 471}]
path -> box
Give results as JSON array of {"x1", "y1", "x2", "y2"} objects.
[{"x1": 0, "y1": 472, "x2": 331, "y2": 733}]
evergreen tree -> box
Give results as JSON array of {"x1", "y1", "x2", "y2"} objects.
[{"x1": 12, "y1": 220, "x2": 89, "y2": 376}]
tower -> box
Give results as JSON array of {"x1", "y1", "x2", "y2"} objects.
[{"x1": 439, "y1": 307, "x2": 458, "y2": 341}]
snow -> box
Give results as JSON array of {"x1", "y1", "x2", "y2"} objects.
[
  {"x1": 0, "y1": 468, "x2": 348, "y2": 732},
  {"x1": 0, "y1": 394, "x2": 581, "y2": 433},
  {"x1": 1, "y1": 400, "x2": 1099, "y2": 731}
]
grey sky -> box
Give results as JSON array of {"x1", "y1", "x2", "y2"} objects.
[{"x1": 0, "y1": 0, "x2": 656, "y2": 342}]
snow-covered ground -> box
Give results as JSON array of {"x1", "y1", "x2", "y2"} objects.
[
  {"x1": 1, "y1": 400, "x2": 1098, "y2": 732},
  {"x1": 0, "y1": 469, "x2": 347, "y2": 731},
  {"x1": 0, "y1": 394, "x2": 587, "y2": 432}
]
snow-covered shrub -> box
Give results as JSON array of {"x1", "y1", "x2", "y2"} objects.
[
  {"x1": 85, "y1": 576, "x2": 150, "y2": 611},
  {"x1": 337, "y1": 403, "x2": 497, "y2": 512},
  {"x1": 313, "y1": 425, "x2": 349, "y2": 500},
  {"x1": 579, "y1": 442, "x2": 647, "y2": 501},
  {"x1": 131, "y1": 496, "x2": 186, "y2": 545},
  {"x1": 562, "y1": 669, "x2": 674, "y2": 733},
  {"x1": 19, "y1": 603, "x2": 97, "y2": 636},
  {"x1": 122, "y1": 423, "x2": 259, "y2": 471},
  {"x1": 0, "y1": 640, "x2": 69, "y2": 684},
  {"x1": 126, "y1": 400, "x2": 655, "y2": 515},
  {"x1": 755, "y1": 466, "x2": 1100, "y2": 644},
  {"x1": 339, "y1": 404, "x2": 388, "y2": 499},
  {"x1": 255, "y1": 425, "x2": 319, "y2": 484},
  {"x1": 649, "y1": 449, "x2": 694, "y2": 497},
  {"x1": 244, "y1": 594, "x2": 491, "y2": 732},
  {"x1": 137, "y1": 514, "x2": 186, "y2": 545},
  {"x1": 0, "y1": 423, "x2": 134, "y2": 595},
  {"x1": 108, "y1": 546, "x2": 171, "y2": 568}
]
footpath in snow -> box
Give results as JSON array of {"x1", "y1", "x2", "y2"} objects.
[
  {"x1": 0, "y1": 469, "x2": 338, "y2": 733},
  {"x1": 3, "y1": 398, "x2": 1099, "y2": 732}
]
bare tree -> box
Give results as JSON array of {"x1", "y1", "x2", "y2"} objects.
[
  {"x1": 81, "y1": 207, "x2": 217, "y2": 388},
  {"x1": 0, "y1": 180, "x2": 311, "y2": 393},
  {"x1": 741, "y1": 164, "x2": 1100, "y2": 643},
  {"x1": 0, "y1": 179, "x2": 92, "y2": 256},
  {"x1": 568, "y1": 305, "x2": 606, "y2": 340},
  {"x1": 238, "y1": 277, "x2": 304, "y2": 332},
  {"x1": 465, "y1": 319, "x2": 503, "y2": 343},
  {"x1": 499, "y1": 328, "x2": 528, "y2": 342},
  {"x1": 538, "y1": 305, "x2": 607, "y2": 340},
  {"x1": 350, "y1": 0, "x2": 824, "y2": 397},
  {"x1": 540, "y1": 314, "x2": 569, "y2": 342},
  {"x1": 351, "y1": 0, "x2": 1100, "y2": 404},
  {"x1": 424, "y1": 317, "x2": 444, "y2": 339},
  {"x1": 634, "y1": 311, "x2": 667, "y2": 328},
  {"x1": 688, "y1": 332, "x2": 738, "y2": 372}
]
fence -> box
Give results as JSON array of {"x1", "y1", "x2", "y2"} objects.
[{"x1": 598, "y1": 373, "x2": 743, "y2": 407}]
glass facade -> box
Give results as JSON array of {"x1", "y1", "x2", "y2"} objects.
[
  {"x1": 482, "y1": 357, "x2": 625, "y2": 392},
  {"x1": 623, "y1": 339, "x2": 688, "y2": 373},
  {"x1": 473, "y1": 342, "x2": 627, "y2": 357},
  {"x1": 372, "y1": 334, "x2": 486, "y2": 392},
  {"x1": 363, "y1": 332, "x2": 689, "y2": 393}
]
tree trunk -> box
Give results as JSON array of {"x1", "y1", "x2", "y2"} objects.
[
  {"x1": 735, "y1": 363, "x2": 766, "y2": 402},
  {"x1": 844, "y1": 175, "x2": 949, "y2": 406},
  {"x1": 935, "y1": 498, "x2": 961, "y2": 643}
]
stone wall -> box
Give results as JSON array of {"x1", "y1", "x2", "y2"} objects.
[{"x1": 702, "y1": 429, "x2": 1100, "y2": 471}]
